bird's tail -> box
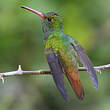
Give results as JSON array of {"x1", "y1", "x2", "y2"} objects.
[{"x1": 66, "y1": 70, "x2": 84, "y2": 100}]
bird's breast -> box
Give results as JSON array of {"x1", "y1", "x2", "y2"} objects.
[{"x1": 45, "y1": 37, "x2": 78, "y2": 72}]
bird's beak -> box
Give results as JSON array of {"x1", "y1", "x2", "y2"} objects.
[{"x1": 21, "y1": 6, "x2": 44, "y2": 19}]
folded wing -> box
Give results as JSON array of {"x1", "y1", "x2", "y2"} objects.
[
  {"x1": 46, "y1": 52, "x2": 69, "y2": 100},
  {"x1": 70, "y1": 40, "x2": 98, "y2": 89}
]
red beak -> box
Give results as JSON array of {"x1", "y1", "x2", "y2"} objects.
[{"x1": 21, "y1": 6, "x2": 44, "y2": 19}]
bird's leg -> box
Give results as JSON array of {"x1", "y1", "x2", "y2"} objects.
[
  {"x1": 96, "y1": 70, "x2": 102, "y2": 75},
  {"x1": 0, "y1": 74, "x2": 4, "y2": 84}
]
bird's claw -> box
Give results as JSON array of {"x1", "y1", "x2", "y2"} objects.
[
  {"x1": 96, "y1": 70, "x2": 102, "y2": 75},
  {"x1": 0, "y1": 74, "x2": 4, "y2": 84}
]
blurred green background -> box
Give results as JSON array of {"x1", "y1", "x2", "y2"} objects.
[{"x1": 0, "y1": 0, "x2": 110, "y2": 110}]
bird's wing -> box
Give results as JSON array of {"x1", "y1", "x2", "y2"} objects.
[
  {"x1": 69, "y1": 38, "x2": 98, "y2": 88},
  {"x1": 46, "y1": 50, "x2": 69, "y2": 100}
]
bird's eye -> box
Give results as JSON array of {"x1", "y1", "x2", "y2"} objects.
[{"x1": 48, "y1": 18, "x2": 52, "y2": 22}]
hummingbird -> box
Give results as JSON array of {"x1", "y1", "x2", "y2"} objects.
[{"x1": 21, "y1": 6, "x2": 98, "y2": 100}]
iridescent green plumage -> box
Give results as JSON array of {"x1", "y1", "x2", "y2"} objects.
[
  {"x1": 44, "y1": 30, "x2": 84, "y2": 100},
  {"x1": 21, "y1": 6, "x2": 98, "y2": 101},
  {"x1": 45, "y1": 32, "x2": 77, "y2": 72}
]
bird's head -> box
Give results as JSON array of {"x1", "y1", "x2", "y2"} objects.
[{"x1": 21, "y1": 6, "x2": 63, "y2": 34}]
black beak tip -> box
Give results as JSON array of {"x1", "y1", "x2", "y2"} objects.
[{"x1": 21, "y1": 6, "x2": 26, "y2": 9}]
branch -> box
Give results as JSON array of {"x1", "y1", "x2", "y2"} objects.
[{"x1": 0, "y1": 64, "x2": 110, "y2": 83}]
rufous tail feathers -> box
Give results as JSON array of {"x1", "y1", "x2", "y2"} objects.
[{"x1": 66, "y1": 70, "x2": 84, "y2": 100}]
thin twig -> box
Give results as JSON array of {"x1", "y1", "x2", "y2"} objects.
[{"x1": 0, "y1": 64, "x2": 110, "y2": 83}]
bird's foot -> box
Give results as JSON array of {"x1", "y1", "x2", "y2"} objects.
[
  {"x1": 0, "y1": 74, "x2": 4, "y2": 84},
  {"x1": 96, "y1": 70, "x2": 102, "y2": 75}
]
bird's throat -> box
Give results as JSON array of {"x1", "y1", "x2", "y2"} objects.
[{"x1": 42, "y1": 21, "x2": 63, "y2": 40}]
